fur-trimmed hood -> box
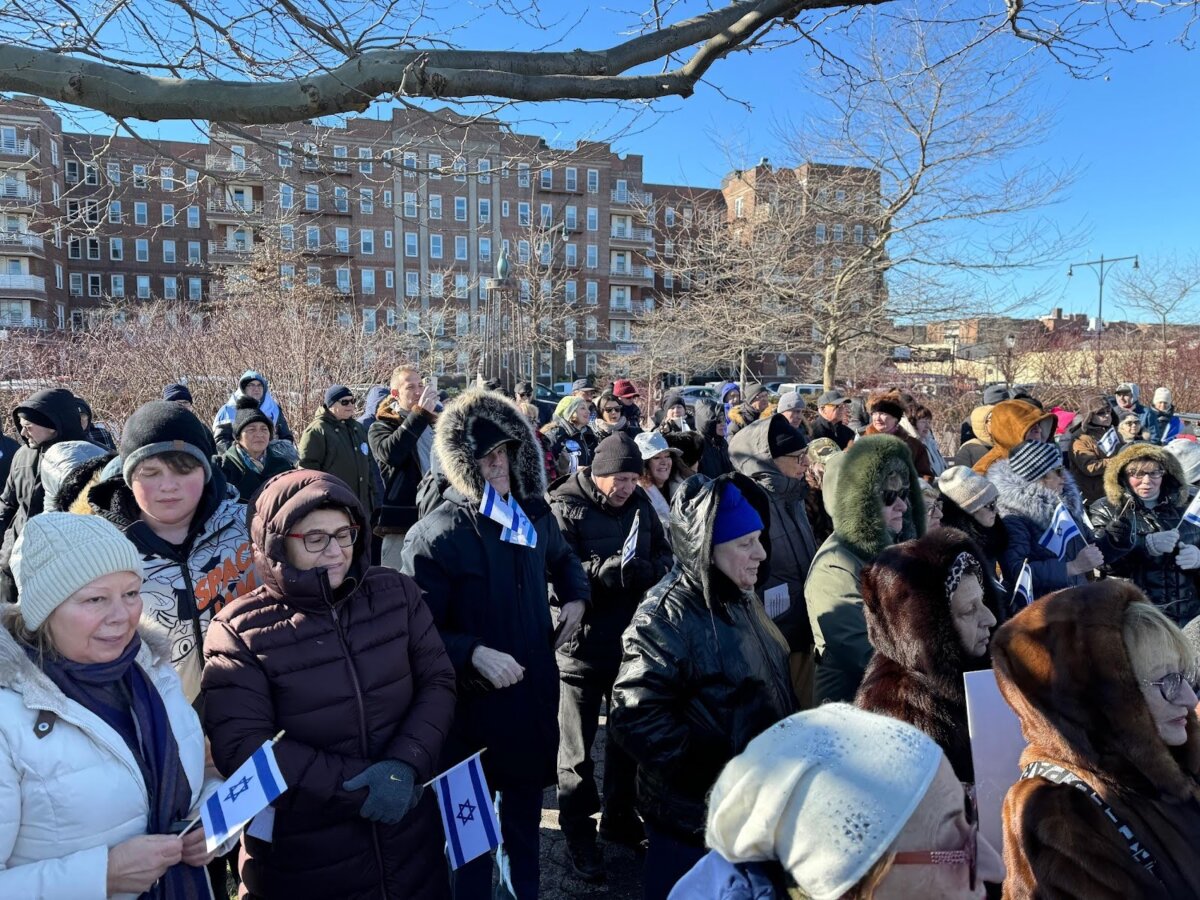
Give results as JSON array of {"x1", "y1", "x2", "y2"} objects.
[
  {"x1": 1103, "y1": 441, "x2": 1188, "y2": 507},
  {"x1": 825, "y1": 434, "x2": 925, "y2": 560},
  {"x1": 973, "y1": 400, "x2": 1056, "y2": 474},
  {"x1": 993, "y1": 580, "x2": 1200, "y2": 800},
  {"x1": 434, "y1": 388, "x2": 546, "y2": 506},
  {"x1": 987, "y1": 456, "x2": 1085, "y2": 530},
  {"x1": 0, "y1": 604, "x2": 173, "y2": 699}
]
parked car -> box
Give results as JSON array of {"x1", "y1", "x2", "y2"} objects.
[
  {"x1": 533, "y1": 382, "x2": 562, "y2": 425},
  {"x1": 676, "y1": 384, "x2": 719, "y2": 413}
]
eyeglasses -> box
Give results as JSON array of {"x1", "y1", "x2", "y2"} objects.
[
  {"x1": 285, "y1": 525, "x2": 360, "y2": 553},
  {"x1": 894, "y1": 783, "x2": 978, "y2": 891},
  {"x1": 882, "y1": 487, "x2": 910, "y2": 506},
  {"x1": 1128, "y1": 469, "x2": 1165, "y2": 481},
  {"x1": 336, "y1": 398, "x2": 356, "y2": 407},
  {"x1": 602, "y1": 406, "x2": 622, "y2": 415},
  {"x1": 1142, "y1": 671, "x2": 1200, "y2": 704}
]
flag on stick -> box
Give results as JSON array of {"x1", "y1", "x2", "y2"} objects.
[
  {"x1": 1011, "y1": 558, "x2": 1034, "y2": 610},
  {"x1": 431, "y1": 752, "x2": 502, "y2": 870},
  {"x1": 1038, "y1": 503, "x2": 1081, "y2": 560},
  {"x1": 197, "y1": 735, "x2": 287, "y2": 852}
]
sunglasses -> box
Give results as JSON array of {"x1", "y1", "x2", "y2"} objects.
[
  {"x1": 882, "y1": 487, "x2": 910, "y2": 506},
  {"x1": 1142, "y1": 671, "x2": 1200, "y2": 704},
  {"x1": 894, "y1": 783, "x2": 978, "y2": 891},
  {"x1": 285, "y1": 525, "x2": 360, "y2": 553},
  {"x1": 336, "y1": 398, "x2": 356, "y2": 406},
  {"x1": 602, "y1": 406, "x2": 622, "y2": 415}
]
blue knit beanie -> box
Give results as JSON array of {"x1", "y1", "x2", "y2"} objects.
[{"x1": 713, "y1": 481, "x2": 765, "y2": 545}]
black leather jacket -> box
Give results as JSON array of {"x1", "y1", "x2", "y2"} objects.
[{"x1": 609, "y1": 473, "x2": 796, "y2": 844}]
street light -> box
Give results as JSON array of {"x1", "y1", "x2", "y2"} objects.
[
  {"x1": 1005, "y1": 333, "x2": 1016, "y2": 389},
  {"x1": 1067, "y1": 253, "x2": 1138, "y2": 386}
]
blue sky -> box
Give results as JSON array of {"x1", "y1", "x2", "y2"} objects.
[{"x1": 63, "y1": 2, "x2": 1197, "y2": 321}]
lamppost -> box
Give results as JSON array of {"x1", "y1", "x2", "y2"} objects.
[
  {"x1": 1005, "y1": 333, "x2": 1016, "y2": 389},
  {"x1": 1067, "y1": 253, "x2": 1138, "y2": 387}
]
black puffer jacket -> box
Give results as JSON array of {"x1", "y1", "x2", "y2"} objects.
[
  {"x1": 0, "y1": 389, "x2": 87, "y2": 590},
  {"x1": 693, "y1": 399, "x2": 732, "y2": 480},
  {"x1": 1090, "y1": 443, "x2": 1200, "y2": 627},
  {"x1": 368, "y1": 397, "x2": 436, "y2": 533},
  {"x1": 609, "y1": 472, "x2": 796, "y2": 845},
  {"x1": 401, "y1": 390, "x2": 590, "y2": 790},
  {"x1": 549, "y1": 471, "x2": 673, "y2": 674}
]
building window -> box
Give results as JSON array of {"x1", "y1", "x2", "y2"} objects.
[
  {"x1": 307, "y1": 266, "x2": 321, "y2": 286},
  {"x1": 565, "y1": 244, "x2": 577, "y2": 266},
  {"x1": 517, "y1": 164, "x2": 530, "y2": 187},
  {"x1": 383, "y1": 230, "x2": 393, "y2": 249},
  {"x1": 108, "y1": 201, "x2": 122, "y2": 224},
  {"x1": 188, "y1": 241, "x2": 201, "y2": 263},
  {"x1": 404, "y1": 232, "x2": 418, "y2": 257},
  {"x1": 106, "y1": 162, "x2": 120, "y2": 184},
  {"x1": 455, "y1": 197, "x2": 467, "y2": 222},
  {"x1": 478, "y1": 198, "x2": 491, "y2": 224},
  {"x1": 305, "y1": 184, "x2": 319, "y2": 211},
  {"x1": 358, "y1": 147, "x2": 372, "y2": 174},
  {"x1": 335, "y1": 227, "x2": 350, "y2": 253},
  {"x1": 564, "y1": 280, "x2": 577, "y2": 304},
  {"x1": 110, "y1": 238, "x2": 123, "y2": 261},
  {"x1": 69, "y1": 272, "x2": 83, "y2": 295},
  {"x1": 357, "y1": 188, "x2": 373, "y2": 214},
  {"x1": 586, "y1": 207, "x2": 598, "y2": 231},
  {"x1": 162, "y1": 240, "x2": 176, "y2": 263},
  {"x1": 430, "y1": 273, "x2": 444, "y2": 297},
  {"x1": 427, "y1": 153, "x2": 441, "y2": 178},
  {"x1": 540, "y1": 168, "x2": 553, "y2": 189},
  {"x1": 585, "y1": 281, "x2": 598, "y2": 305},
  {"x1": 135, "y1": 239, "x2": 149, "y2": 262},
  {"x1": 403, "y1": 192, "x2": 417, "y2": 218},
  {"x1": 455, "y1": 275, "x2": 469, "y2": 299},
  {"x1": 403, "y1": 152, "x2": 417, "y2": 177},
  {"x1": 385, "y1": 271, "x2": 394, "y2": 289},
  {"x1": 86, "y1": 237, "x2": 100, "y2": 260},
  {"x1": 429, "y1": 195, "x2": 442, "y2": 219},
  {"x1": 361, "y1": 270, "x2": 376, "y2": 295},
  {"x1": 518, "y1": 202, "x2": 530, "y2": 227},
  {"x1": 479, "y1": 238, "x2": 491, "y2": 263},
  {"x1": 478, "y1": 159, "x2": 491, "y2": 184},
  {"x1": 306, "y1": 226, "x2": 320, "y2": 250},
  {"x1": 832, "y1": 223, "x2": 844, "y2": 243},
  {"x1": 453, "y1": 156, "x2": 467, "y2": 182},
  {"x1": 854, "y1": 224, "x2": 864, "y2": 244},
  {"x1": 665, "y1": 207, "x2": 676, "y2": 226},
  {"x1": 132, "y1": 164, "x2": 147, "y2": 187},
  {"x1": 87, "y1": 273, "x2": 102, "y2": 297},
  {"x1": 361, "y1": 229, "x2": 375, "y2": 255},
  {"x1": 334, "y1": 187, "x2": 349, "y2": 213},
  {"x1": 336, "y1": 268, "x2": 351, "y2": 293},
  {"x1": 84, "y1": 164, "x2": 98, "y2": 186},
  {"x1": 663, "y1": 240, "x2": 674, "y2": 258},
  {"x1": 186, "y1": 205, "x2": 200, "y2": 228},
  {"x1": 277, "y1": 141, "x2": 292, "y2": 168},
  {"x1": 429, "y1": 234, "x2": 443, "y2": 259},
  {"x1": 188, "y1": 277, "x2": 201, "y2": 300},
  {"x1": 160, "y1": 166, "x2": 173, "y2": 190},
  {"x1": 405, "y1": 271, "x2": 419, "y2": 296},
  {"x1": 586, "y1": 245, "x2": 597, "y2": 269},
  {"x1": 518, "y1": 240, "x2": 530, "y2": 264},
  {"x1": 161, "y1": 204, "x2": 175, "y2": 226},
  {"x1": 455, "y1": 235, "x2": 468, "y2": 261},
  {"x1": 815, "y1": 223, "x2": 826, "y2": 244},
  {"x1": 584, "y1": 315, "x2": 597, "y2": 340}
]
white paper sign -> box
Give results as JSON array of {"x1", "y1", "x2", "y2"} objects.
[
  {"x1": 763, "y1": 584, "x2": 790, "y2": 619},
  {"x1": 964, "y1": 669, "x2": 1027, "y2": 853}
]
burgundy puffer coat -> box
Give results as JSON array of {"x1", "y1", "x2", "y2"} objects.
[{"x1": 202, "y1": 469, "x2": 456, "y2": 900}]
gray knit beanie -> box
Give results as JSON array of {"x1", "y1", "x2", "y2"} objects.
[
  {"x1": 937, "y1": 465, "x2": 998, "y2": 514},
  {"x1": 12, "y1": 513, "x2": 144, "y2": 630}
]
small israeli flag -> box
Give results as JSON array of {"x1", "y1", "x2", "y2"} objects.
[
  {"x1": 1097, "y1": 427, "x2": 1120, "y2": 457},
  {"x1": 1011, "y1": 559, "x2": 1035, "y2": 609},
  {"x1": 480, "y1": 482, "x2": 538, "y2": 548},
  {"x1": 1183, "y1": 490, "x2": 1200, "y2": 527},
  {"x1": 1038, "y1": 503, "x2": 1082, "y2": 561},
  {"x1": 432, "y1": 752, "x2": 502, "y2": 871},
  {"x1": 621, "y1": 510, "x2": 641, "y2": 568},
  {"x1": 200, "y1": 738, "x2": 287, "y2": 852}
]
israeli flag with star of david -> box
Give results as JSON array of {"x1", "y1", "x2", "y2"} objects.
[
  {"x1": 1038, "y1": 503, "x2": 1082, "y2": 561},
  {"x1": 480, "y1": 482, "x2": 538, "y2": 548},
  {"x1": 432, "y1": 752, "x2": 502, "y2": 870},
  {"x1": 1097, "y1": 427, "x2": 1120, "y2": 457},
  {"x1": 200, "y1": 739, "x2": 287, "y2": 852}
]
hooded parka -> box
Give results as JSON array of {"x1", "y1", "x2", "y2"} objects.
[
  {"x1": 0, "y1": 609, "x2": 216, "y2": 900},
  {"x1": 994, "y1": 582, "x2": 1200, "y2": 899},
  {"x1": 693, "y1": 398, "x2": 733, "y2": 479},
  {"x1": 1069, "y1": 397, "x2": 1117, "y2": 504},
  {"x1": 986, "y1": 457, "x2": 1090, "y2": 605},
  {"x1": 1089, "y1": 443, "x2": 1200, "y2": 626},
  {"x1": 0, "y1": 388, "x2": 87, "y2": 596},
  {"x1": 804, "y1": 435, "x2": 926, "y2": 704},
  {"x1": 400, "y1": 389, "x2": 590, "y2": 790},
  {"x1": 201, "y1": 470, "x2": 456, "y2": 900},
  {"x1": 855, "y1": 528, "x2": 998, "y2": 781},
  {"x1": 729, "y1": 416, "x2": 819, "y2": 655},
  {"x1": 211, "y1": 370, "x2": 295, "y2": 451},
  {"x1": 973, "y1": 400, "x2": 1057, "y2": 474},
  {"x1": 608, "y1": 472, "x2": 797, "y2": 845},
  {"x1": 953, "y1": 405, "x2": 995, "y2": 468}
]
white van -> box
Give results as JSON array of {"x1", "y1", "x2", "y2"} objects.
[{"x1": 775, "y1": 383, "x2": 825, "y2": 397}]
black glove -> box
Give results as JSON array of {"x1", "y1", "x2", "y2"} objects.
[
  {"x1": 622, "y1": 558, "x2": 657, "y2": 591},
  {"x1": 343, "y1": 760, "x2": 421, "y2": 825},
  {"x1": 597, "y1": 555, "x2": 623, "y2": 589}
]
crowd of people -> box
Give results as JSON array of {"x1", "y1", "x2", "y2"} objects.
[{"x1": 0, "y1": 370, "x2": 1199, "y2": 900}]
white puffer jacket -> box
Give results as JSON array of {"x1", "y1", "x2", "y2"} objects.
[{"x1": 0, "y1": 606, "x2": 216, "y2": 900}]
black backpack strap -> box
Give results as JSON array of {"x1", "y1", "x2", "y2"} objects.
[{"x1": 1020, "y1": 760, "x2": 1162, "y2": 884}]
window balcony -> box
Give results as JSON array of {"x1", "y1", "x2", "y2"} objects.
[
  {"x1": 609, "y1": 225, "x2": 653, "y2": 245},
  {"x1": 0, "y1": 313, "x2": 45, "y2": 328},
  {"x1": 205, "y1": 154, "x2": 263, "y2": 177},
  {"x1": 206, "y1": 241, "x2": 253, "y2": 264},
  {"x1": 0, "y1": 139, "x2": 34, "y2": 158},
  {"x1": 0, "y1": 274, "x2": 46, "y2": 295},
  {"x1": 0, "y1": 232, "x2": 44, "y2": 255},
  {"x1": 0, "y1": 184, "x2": 40, "y2": 206},
  {"x1": 207, "y1": 198, "x2": 265, "y2": 221},
  {"x1": 608, "y1": 264, "x2": 654, "y2": 283},
  {"x1": 610, "y1": 189, "x2": 652, "y2": 207}
]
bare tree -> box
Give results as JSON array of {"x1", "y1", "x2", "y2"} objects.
[
  {"x1": 1116, "y1": 253, "x2": 1200, "y2": 366},
  {"x1": 0, "y1": 2, "x2": 1192, "y2": 124}
]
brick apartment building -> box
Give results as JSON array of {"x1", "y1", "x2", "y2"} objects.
[{"x1": 0, "y1": 96, "x2": 881, "y2": 382}]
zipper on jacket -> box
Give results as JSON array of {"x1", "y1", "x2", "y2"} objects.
[{"x1": 319, "y1": 571, "x2": 388, "y2": 898}]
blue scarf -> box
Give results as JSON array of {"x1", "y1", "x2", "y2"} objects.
[{"x1": 32, "y1": 635, "x2": 210, "y2": 900}]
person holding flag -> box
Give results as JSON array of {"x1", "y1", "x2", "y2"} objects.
[
  {"x1": 0, "y1": 513, "x2": 220, "y2": 899},
  {"x1": 402, "y1": 389, "x2": 589, "y2": 900},
  {"x1": 1069, "y1": 396, "x2": 1118, "y2": 504},
  {"x1": 988, "y1": 440, "x2": 1102, "y2": 599},
  {"x1": 1090, "y1": 443, "x2": 1200, "y2": 627},
  {"x1": 201, "y1": 470, "x2": 457, "y2": 900},
  {"x1": 547, "y1": 432, "x2": 673, "y2": 882}
]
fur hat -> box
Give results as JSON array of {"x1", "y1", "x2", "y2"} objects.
[
  {"x1": 704, "y1": 704, "x2": 943, "y2": 900},
  {"x1": 938, "y1": 465, "x2": 998, "y2": 514},
  {"x1": 664, "y1": 430, "x2": 705, "y2": 468},
  {"x1": 868, "y1": 390, "x2": 907, "y2": 421},
  {"x1": 12, "y1": 512, "x2": 144, "y2": 630}
]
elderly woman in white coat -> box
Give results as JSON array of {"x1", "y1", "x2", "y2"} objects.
[{"x1": 0, "y1": 512, "x2": 218, "y2": 899}]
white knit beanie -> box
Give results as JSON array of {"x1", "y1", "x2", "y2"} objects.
[
  {"x1": 704, "y1": 704, "x2": 943, "y2": 900},
  {"x1": 12, "y1": 513, "x2": 144, "y2": 629}
]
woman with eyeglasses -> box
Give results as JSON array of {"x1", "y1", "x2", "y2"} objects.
[
  {"x1": 1089, "y1": 443, "x2": 1200, "y2": 627},
  {"x1": 588, "y1": 391, "x2": 632, "y2": 442},
  {"x1": 202, "y1": 469, "x2": 456, "y2": 900},
  {"x1": 298, "y1": 385, "x2": 376, "y2": 525},
  {"x1": 938, "y1": 467, "x2": 1009, "y2": 604},
  {"x1": 670, "y1": 704, "x2": 1004, "y2": 899},
  {"x1": 1067, "y1": 396, "x2": 1117, "y2": 504},
  {"x1": 995, "y1": 581, "x2": 1200, "y2": 899},
  {"x1": 987, "y1": 440, "x2": 1101, "y2": 607}
]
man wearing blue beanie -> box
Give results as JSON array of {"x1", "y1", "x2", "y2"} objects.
[{"x1": 610, "y1": 473, "x2": 795, "y2": 899}]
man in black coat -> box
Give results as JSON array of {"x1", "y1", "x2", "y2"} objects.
[
  {"x1": 809, "y1": 390, "x2": 856, "y2": 449},
  {"x1": 369, "y1": 365, "x2": 439, "y2": 569},
  {"x1": 549, "y1": 433, "x2": 673, "y2": 881},
  {"x1": 401, "y1": 389, "x2": 589, "y2": 900},
  {"x1": 0, "y1": 388, "x2": 88, "y2": 602}
]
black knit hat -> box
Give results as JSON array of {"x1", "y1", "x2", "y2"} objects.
[
  {"x1": 233, "y1": 396, "x2": 273, "y2": 439},
  {"x1": 120, "y1": 400, "x2": 214, "y2": 483},
  {"x1": 323, "y1": 384, "x2": 354, "y2": 409},
  {"x1": 162, "y1": 382, "x2": 193, "y2": 404},
  {"x1": 591, "y1": 433, "x2": 643, "y2": 477},
  {"x1": 767, "y1": 414, "x2": 807, "y2": 458}
]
